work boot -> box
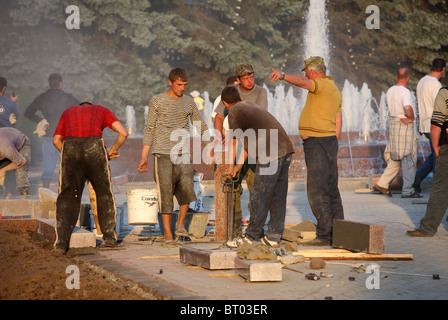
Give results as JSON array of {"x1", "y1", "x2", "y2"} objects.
[
  {"x1": 373, "y1": 184, "x2": 392, "y2": 197},
  {"x1": 406, "y1": 229, "x2": 431, "y2": 237}
]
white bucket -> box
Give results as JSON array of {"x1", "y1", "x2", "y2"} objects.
[{"x1": 126, "y1": 188, "x2": 159, "y2": 225}]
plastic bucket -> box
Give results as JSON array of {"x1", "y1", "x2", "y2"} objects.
[{"x1": 126, "y1": 189, "x2": 159, "y2": 225}]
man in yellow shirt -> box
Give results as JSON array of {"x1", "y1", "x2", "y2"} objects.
[{"x1": 269, "y1": 56, "x2": 344, "y2": 246}]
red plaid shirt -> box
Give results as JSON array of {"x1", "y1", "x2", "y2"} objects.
[{"x1": 54, "y1": 105, "x2": 119, "y2": 138}]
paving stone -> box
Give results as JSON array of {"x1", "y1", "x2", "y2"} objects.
[
  {"x1": 0, "y1": 218, "x2": 37, "y2": 233},
  {"x1": 283, "y1": 219, "x2": 316, "y2": 241},
  {"x1": 235, "y1": 257, "x2": 282, "y2": 282},
  {"x1": 180, "y1": 244, "x2": 237, "y2": 270},
  {"x1": 69, "y1": 227, "x2": 96, "y2": 248},
  {"x1": 332, "y1": 219, "x2": 385, "y2": 254},
  {"x1": 36, "y1": 219, "x2": 56, "y2": 240},
  {"x1": 36, "y1": 218, "x2": 95, "y2": 248},
  {"x1": 0, "y1": 199, "x2": 43, "y2": 218},
  {"x1": 38, "y1": 188, "x2": 58, "y2": 218}
]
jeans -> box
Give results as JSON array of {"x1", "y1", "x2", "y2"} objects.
[
  {"x1": 419, "y1": 144, "x2": 448, "y2": 236},
  {"x1": 42, "y1": 137, "x2": 60, "y2": 181},
  {"x1": 245, "y1": 153, "x2": 292, "y2": 243},
  {"x1": 232, "y1": 161, "x2": 255, "y2": 237},
  {"x1": 414, "y1": 133, "x2": 436, "y2": 185},
  {"x1": 303, "y1": 136, "x2": 344, "y2": 242}
]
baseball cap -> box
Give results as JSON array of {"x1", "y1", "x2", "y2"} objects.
[
  {"x1": 302, "y1": 56, "x2": 325, "y2": 71},
  {"x1": 235, "y1": 64, "x2": 254, "y2": 77}
]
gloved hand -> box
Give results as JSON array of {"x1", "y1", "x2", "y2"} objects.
[
  {"x1": 9, "y1": 113, "x2": 17, "y2": 125},
  {"x1": 33, "y1": 119, "x2": 49, "y2": 138}
]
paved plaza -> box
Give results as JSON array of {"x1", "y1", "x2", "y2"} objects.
[{"x1": 78, "y1": 178, "x2": 448, "y2": 301}]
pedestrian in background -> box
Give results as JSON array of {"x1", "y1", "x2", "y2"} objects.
[
  {"x1": 374, "y1": 68, "x2": 421, "y2": 199},
  {"x1": 25, "y1": 73, "x2": 79, "y2": 189},
  {"x1": 412, "y1": 58, "x2": 446, "y2": 194}
]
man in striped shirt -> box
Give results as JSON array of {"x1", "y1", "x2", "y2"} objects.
[{"x1": 138, "y1": 68, "x2": 209, "y2": 245}]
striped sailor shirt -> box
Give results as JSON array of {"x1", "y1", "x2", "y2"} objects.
[{"x1": 143, "y1": 93, "x2": 209, "y2": 155}]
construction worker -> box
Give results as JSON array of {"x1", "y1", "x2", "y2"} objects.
[
  {"x1": 221, "y1": 86, "x2": 294, "y2": 248},
  {"x1": 53, "y1": 102, "x2": 128, "y2": 253},
  {"x1": 0, "y1": 127, "x2": 31, "y2": 199},
  {"x1": 138, "y1": 68, "x2": 210, "y2": 246}
]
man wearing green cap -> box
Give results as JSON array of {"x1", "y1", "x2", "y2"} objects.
[
  {"x1": 213, "y1": 63, "x2": 268, "y2": 242},
  {"x1": 269, "y1": 56, "x2": 344, "y2": 246}
]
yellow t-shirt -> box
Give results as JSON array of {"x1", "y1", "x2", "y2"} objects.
[{"x1": 298, "y1": 76, "x2": 342, "y2": 137}]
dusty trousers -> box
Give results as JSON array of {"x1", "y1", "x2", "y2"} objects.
[
  {"x1": 55, "y1": 136, "x2": 117, "y2": 251},
  {"x1": 303, "y1": 136, "x2": 344, "y2": 243},
  {"x1": 245, "y1": 153, "x2": 292, "y2": 243}
]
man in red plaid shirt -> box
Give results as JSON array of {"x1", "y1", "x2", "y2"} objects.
[{"x1": 53, "y1": 102, "x2": 128, "y2": 253}]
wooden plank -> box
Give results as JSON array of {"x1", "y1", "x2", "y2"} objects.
[
  {"x1": 138, "y1": 254, "x2": 180, "y2": 260},
  {"x1": 292, "y1": 250, "x2": 413, "y2": 261}
]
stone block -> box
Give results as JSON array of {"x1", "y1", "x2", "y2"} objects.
[
  {"x1": 332, "y1": 219, "x2": 385, "y2": 254},
  {"x1": 38, "y1": 187, "x2": 58, "y2": 202},
  {"x1": 282, "y1": 220, "x2": 316, "y2": 242},
  {"x1": 69, "y1": 227, "x2": 96, "y2": 248},
  {"x1": 0, "y1": 218, "x2": 37, "y2": 233},
  {"x1": 158, "y1": 211, "x2": 210, "y2": 238},
  {"x1": 180, "y1": 244, "x2": 237, "y2": 270},
  {"x1": 235, "y1": 257, "x2": 282, "y2": 282},
  {"x1": 0, "y1": 199, "x2": 43, "y2": 218},
  {"x1": 36, "y1": 218, "x2": 56, "y2": 241},
  {"x1": 39, "y1": 188, "x2": 58, "y2": 218},
  {"x1": 36, "y1": 218, "x2": 95, "y2": 248}
]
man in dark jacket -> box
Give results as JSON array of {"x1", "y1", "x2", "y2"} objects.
[{"x1": 25, "y1": 73, "x2": 79, "y2": 188}]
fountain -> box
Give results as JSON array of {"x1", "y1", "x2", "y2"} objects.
[
  {"x1": 107, "y1": 0, "x2": 429, "y2": 181},
  {"x1": 126, "y1": 105, "x2": 136, "y2": 137}
]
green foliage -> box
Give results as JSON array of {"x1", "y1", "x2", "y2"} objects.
[
  {"x1": 1, "y1": 0, "x2": 305, "y2": 133},
  {"x1": 0, "y1": 0, "x2": 447, "y2": 136},
  {"x1": 329, "y1": 0, "x2": 448, "y2": 96}
]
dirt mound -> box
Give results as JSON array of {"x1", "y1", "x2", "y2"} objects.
[{"x1": 0, "y1": 225, "x2": 159, "y2": 300}]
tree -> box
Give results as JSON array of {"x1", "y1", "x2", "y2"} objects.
[{"x1": 0, "y1": 0, "x2": 305, "y2": 134}]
